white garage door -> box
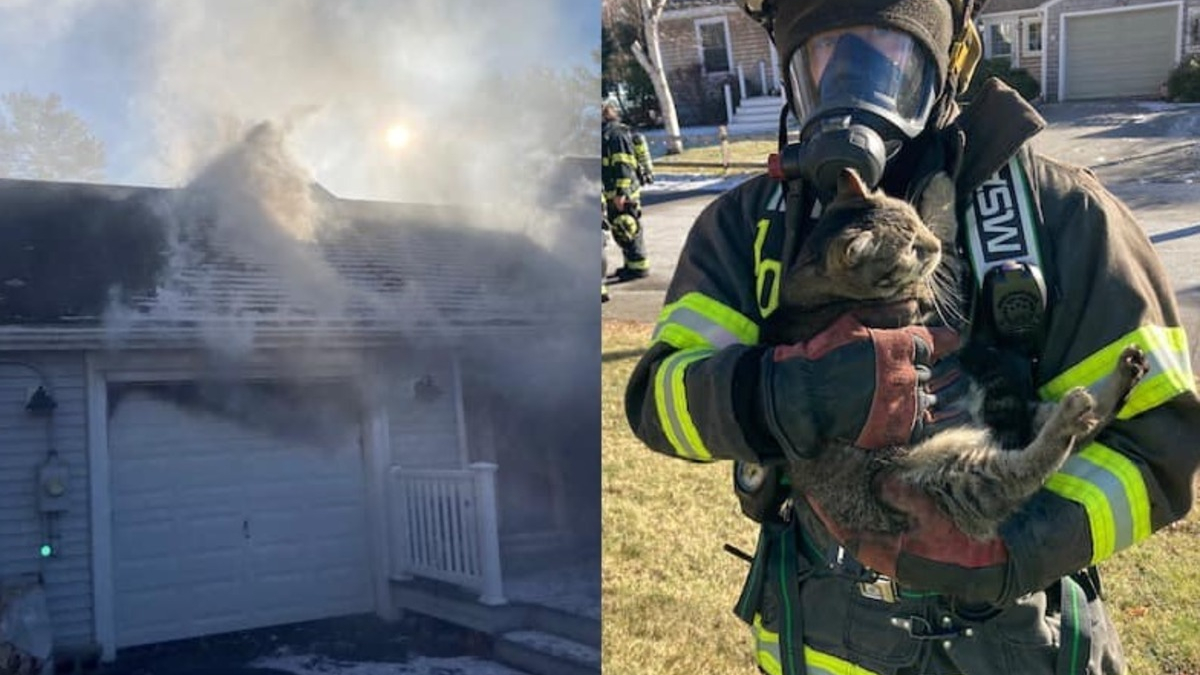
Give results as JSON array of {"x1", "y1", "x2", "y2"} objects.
[
  {"x1": 1063, "y1": 6, "x2": 1179, "y2": 100},
  {"x1": 108, "y1": 386, "x2": 373, "y2": 648}
]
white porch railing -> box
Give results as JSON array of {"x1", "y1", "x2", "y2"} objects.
[{"x1": 388, "y1": 462, "x2": 506, "y2": 605}]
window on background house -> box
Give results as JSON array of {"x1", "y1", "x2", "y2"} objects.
[
  {"x1": 696, "y1": 19, "x2": 731, "y2": 73},
  {"x1": 986, "y1": 21, "x2": 1015, "y2": 59},
  {"x1": 1023, "y1": 18, "x2": 1043, "y2": 55}
]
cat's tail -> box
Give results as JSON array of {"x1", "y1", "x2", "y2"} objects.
[{"x1": 889, "y1": 424, "x2": 1069, "y2": 541}]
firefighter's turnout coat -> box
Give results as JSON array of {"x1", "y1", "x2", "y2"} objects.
[{"x1": 624, "y1": 82, "x2": 1200, "y2": 674}]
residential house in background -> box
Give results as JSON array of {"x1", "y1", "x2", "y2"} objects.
[
  {"x1": 0, "y1": 156, "x2": 599, "y2": 671},
  {"x1": 651, "y1": 0, "x2": 1200, "y2": 118},
  {"x1": 658, "y1": 0, "x2": 783, "y2": 127},
  {"x1": 977, "y1": 0, "x2": 1200, "y2": 101}
]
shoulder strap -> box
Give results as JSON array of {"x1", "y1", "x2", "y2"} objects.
[
  {"x1": 957, "y1": 102, "x2": 1053, "y2": 356},
  {"x1": 961, "y1": 148, "x2": 1046, "y2": 289}
]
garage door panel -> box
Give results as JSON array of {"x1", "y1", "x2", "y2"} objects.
[
  {"x1": 1064, "y1": 7, "x2": 1179, "y2": 100},
  {"x1": 109, "y1": 388, "x2": 372, "y2": 648}
]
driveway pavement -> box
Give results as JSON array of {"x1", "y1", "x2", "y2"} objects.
[{"x1": 603, "y1": 99, "x2": 1200, "y2": 333}]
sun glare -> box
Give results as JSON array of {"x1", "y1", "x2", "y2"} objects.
[{"x1": 385, "y1": 124, "x2": 410, "y2": 150}]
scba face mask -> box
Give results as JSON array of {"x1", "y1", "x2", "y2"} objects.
[{"x1": 780, "y1": 27, "x2": 939, "y2": 198}]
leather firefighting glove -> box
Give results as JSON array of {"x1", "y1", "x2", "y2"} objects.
[
  {"x1": 758, "y1": 313, "x2": 959, "y2": 461},
  {"x1": 806, "y1": 341, "x2": 1014, "y2": 606}
]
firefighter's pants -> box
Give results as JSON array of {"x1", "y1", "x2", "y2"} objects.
[
  {"x1": 735, "y1": 517, "x2": 1126, "y2": 675},
  {"x1": 605, "y1": 198, "x2": 649, "y2": 272}
]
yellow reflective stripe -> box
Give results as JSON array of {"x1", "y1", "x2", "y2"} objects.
[
  {"x1": 652, "y1": 292, "x2": 760, "y2": 351},
  {"x1": 754, "y1": 614, "x2": 889, "y2": 675},
  {"x1": 805, "y1": 648, "x2": 885, "y2": 675},
  {"x1": 608, "y1": 151, "x2": 637, "y2": 166},
  {"x1": 752, "y1": 614, "x2": 784, "y2": 675},
  {"x1": 1044, "y1": 441, "x2": 1152, "y2": 562},
  {"x1": 602, "y1": 189, "x2": 641, "y2": 201},
  {"x1": 1039, "y1": 325, "x2": 1194, "y2": 418},
  {"x1": 652, "y1": 348, "x2": 716, "y2": 461}
]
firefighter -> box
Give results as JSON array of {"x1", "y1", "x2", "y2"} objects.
[
  {"x1": 623, "y1": 0, "x2": 1200, "y2": 672},
  {"x1": 602, "y1": 100, "x2": 654, "y2": 281}
]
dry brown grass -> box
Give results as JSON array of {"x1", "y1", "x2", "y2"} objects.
[{"x1": 602, "y1": 319, "x2": 1200, "y2": 675}]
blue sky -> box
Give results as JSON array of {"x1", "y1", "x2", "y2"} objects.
[{"x1": 0, "y1": 1, "x2": 599, "y2": 198}]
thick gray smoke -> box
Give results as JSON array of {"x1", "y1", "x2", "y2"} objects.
[{"x1": 18, "y1": 0, "x2": 604, "y2": 561}]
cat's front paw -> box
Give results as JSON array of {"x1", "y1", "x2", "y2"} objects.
[
  {"x1": 1061, "y1": 386, "x2": 1101, "y2": 436},
  {"x1": 1117, "y1": 344, "x2": 1149, "y2": 389}
]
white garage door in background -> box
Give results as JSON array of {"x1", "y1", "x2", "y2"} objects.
[
  {"x1": 1063, "y1": 5, "x2": 1180, "y2": 100},
  {"x1": 108, "y1": 386, "x2": 373, "y2": 648}
]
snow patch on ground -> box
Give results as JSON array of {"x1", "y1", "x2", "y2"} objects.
[
  {"x1": 502, "y1": 630, "x2": 600, "y2": 666},
  {"x1": 504, "y1": 561, "x2": 599, "y2": 620},
  {"x1": 642, "y1": 173, "x2": 754, "y2": 195},
  {"x1": 252, "y1": 652, "x2": 529, "y2": 675}
]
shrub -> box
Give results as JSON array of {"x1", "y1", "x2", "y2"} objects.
[
  {"x1": 959, "y1": 57, "x2": 1042, "y2": 103},
  {"x1": 668, "y1": 64, "x2": 738, "y2": 127},
  {"x1": 1166, "y1": 55, "x2": 1200, "y2": 102}
]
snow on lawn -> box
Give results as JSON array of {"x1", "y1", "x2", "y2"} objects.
[{"x1": 253, "y1": 652, "x2": 529, "y2": 675}]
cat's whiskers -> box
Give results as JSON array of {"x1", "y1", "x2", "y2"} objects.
[{"x1": 928, "y1": 262, "x2": 968, "y2": 329}]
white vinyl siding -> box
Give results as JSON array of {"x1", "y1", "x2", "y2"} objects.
[
  {"x1": 0, "y1": 355, "x2": 92, "y2": 649},
  {"x1": 386, "y1": 352, "x2": 465, "y2": 469},
  {"x1": 1062, "y1": 5, "x2": 1180, "y2": 99}
]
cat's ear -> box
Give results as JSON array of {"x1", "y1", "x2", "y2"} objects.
[
  {"x1": 842, "y1": 231, "x2": 876, "y2": 268},
  {"x1": 918, "y1": 171, "x2": 958, "y2": 243},
  {"x1": 836, "y1": 168, "x2": 870, "y2": 200}
]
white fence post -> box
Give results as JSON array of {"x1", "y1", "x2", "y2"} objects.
[
  {"x1": 737, "y1": 64, "x2": 747, "y2": 100},
  {"x1": 724, "y1": 83, "x2": 734, "y2": 125},
  {"x1": 470, "y1": 462, "x2": 506, "y2": 606}
]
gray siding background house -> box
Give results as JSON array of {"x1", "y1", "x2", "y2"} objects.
[
  {"x1": 652, "y1": 0, "x2": 1200, "y2": 108},
  {"x1": 970, "y1": 0, "x2": 1200, "y2": 101}
]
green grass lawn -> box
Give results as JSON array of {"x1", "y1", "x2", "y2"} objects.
[
  {"x1": 602, "y1": 319, "x2": 1200, "y2": 675},
  {"x1": 654, "y1": 139, "x2": 777, "y2": 176}
]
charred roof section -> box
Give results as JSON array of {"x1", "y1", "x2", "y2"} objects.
[
  {"x1": 0, "y1": 175, "x2": 582, "y2": 331},
  {"x1": 0, "y1": 179, "x2": 170, "y2": 324}
]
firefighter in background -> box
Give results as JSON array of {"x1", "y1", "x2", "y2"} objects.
[
  {"x1": 602, "y1": 100, "x2": 654, "y2": 281},
  {"x1": 623, "y1": 0, "x2": 1200, "y2": 671}
]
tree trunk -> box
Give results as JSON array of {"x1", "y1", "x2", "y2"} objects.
[{"x1": 633, "y1": 0, "x2": 683, "y2": 154}]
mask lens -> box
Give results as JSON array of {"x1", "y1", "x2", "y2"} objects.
[{"x1": 788, "y1": 27, "x2": 938, "y2": 138}]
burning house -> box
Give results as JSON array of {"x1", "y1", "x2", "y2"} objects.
[{"x1": 0, "y1": 126, "x2": 600, "y2": 668}]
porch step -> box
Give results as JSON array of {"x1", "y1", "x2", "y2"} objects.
[
  {"x1": 393, "y1": 580, "x2": 528, "y2": 636},
  {"x1": 495, "y1": 630, "x2": 600, "y2": 675},
  {"x1": 526, "y1": 604, "x2": 600, "y2": 649},
  {"x1": 729, "y1": 96, "x2": 786, "y2": 132}
]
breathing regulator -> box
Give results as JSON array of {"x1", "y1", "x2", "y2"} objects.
[{"x1": 739, "y1": 0, "x2": 984, "y2": 200}]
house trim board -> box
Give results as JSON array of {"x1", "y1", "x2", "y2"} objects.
[
  {"x1": 85, "y1": 353, "x2": 116, "y2": 662},
  {"x1": 363, "y1": 397, "x2": 397, "y2": 620},
  {"x1": 452, "y1": 354, "x2": 471, "y2": 467},
  {"x1": 1056, "y1": 0, "x2": 1184, "y2": 101},
  {"x1": 663, "y1": 5, "x2": 736, "y2": 20}
]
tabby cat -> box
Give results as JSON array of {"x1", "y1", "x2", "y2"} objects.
[{"x1": 772, "y1": 168, "x2": 1146, "y2": 541}]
